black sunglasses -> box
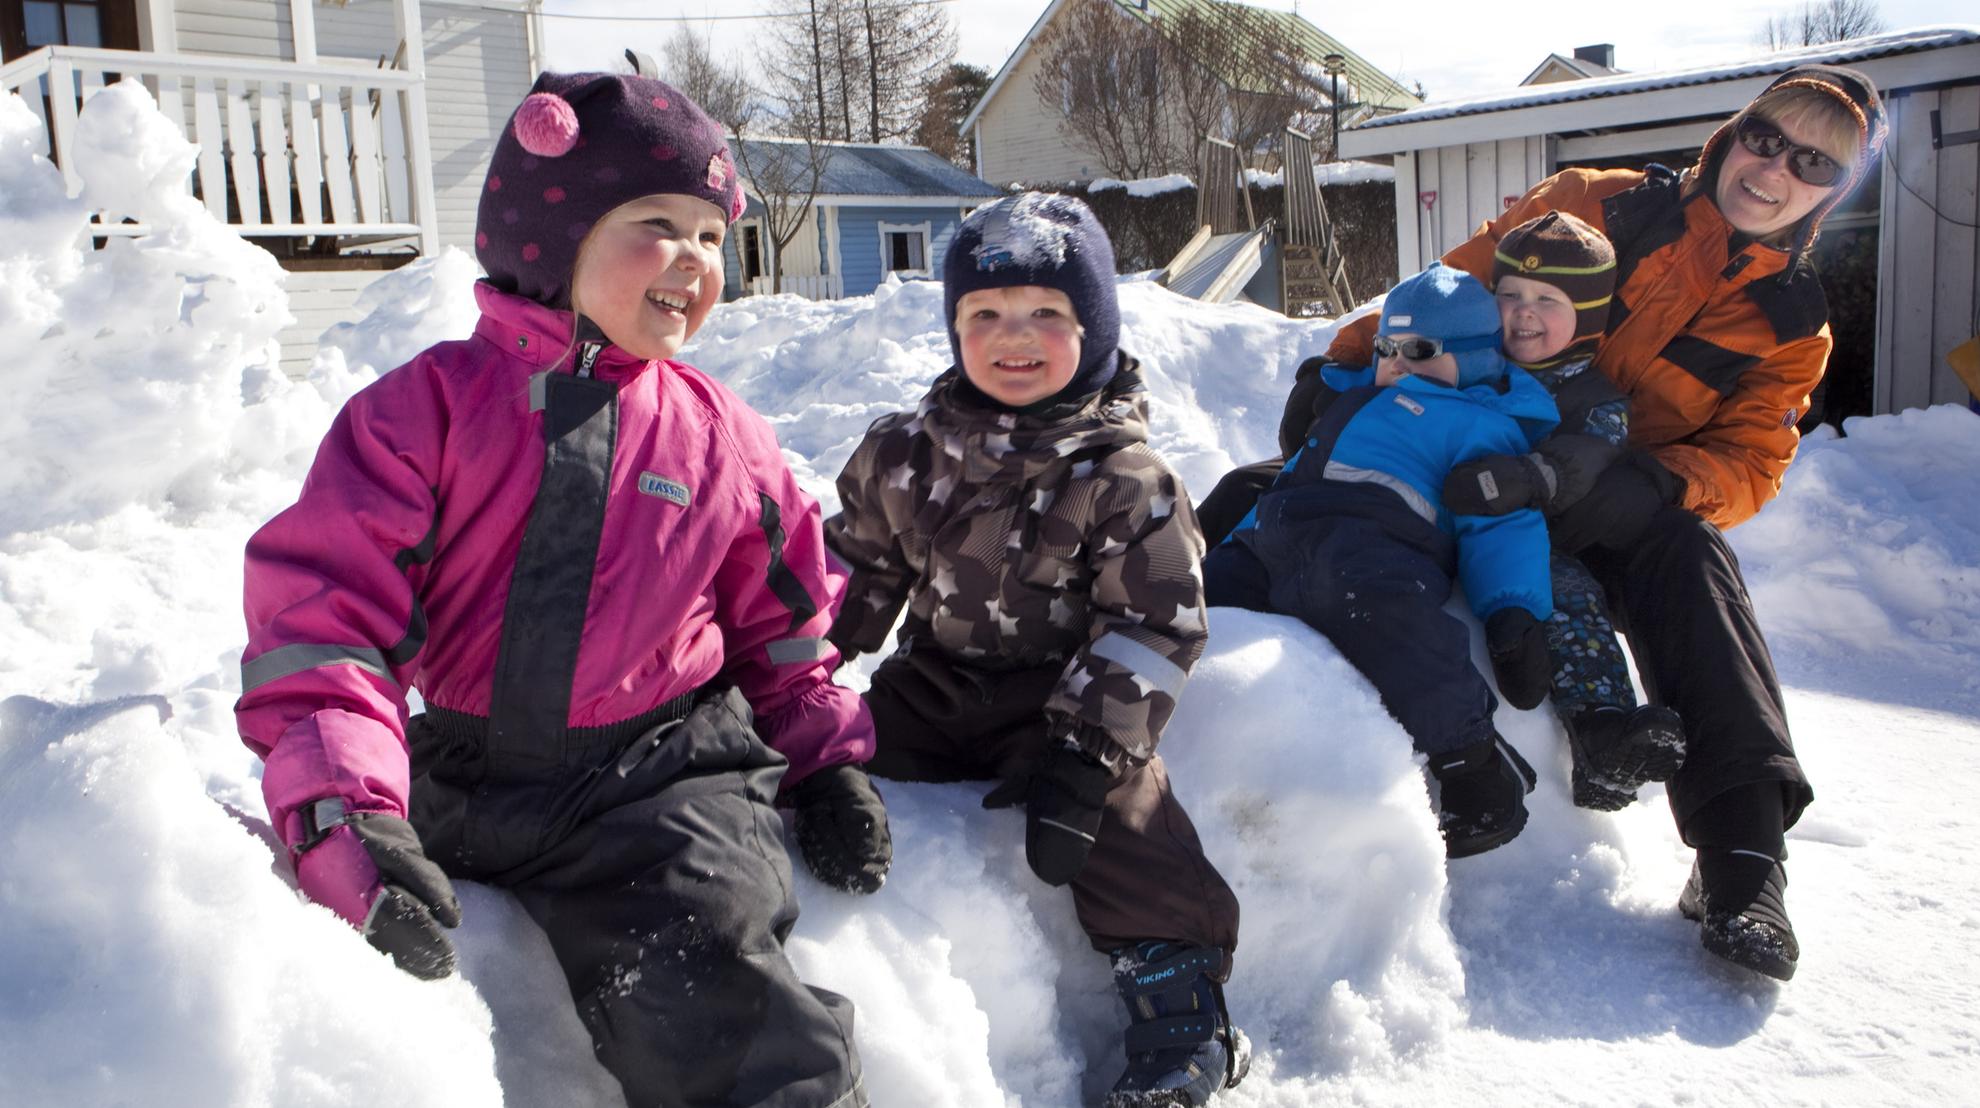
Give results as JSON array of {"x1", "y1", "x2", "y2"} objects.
[
  {"x1": 1374, "y1": 335, "x2": 1444, "y2": 361},
  {"x1": 1734, "y1": 116, "x2": 1843, "y2": 188}
]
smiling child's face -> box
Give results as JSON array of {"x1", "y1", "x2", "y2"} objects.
[{"x1": 954, "y1": 285, "x2": 1084, "y2": 407}]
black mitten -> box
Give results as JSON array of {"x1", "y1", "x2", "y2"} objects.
[
  {"x1": 1530, "y1": 432, "x2": 1621, "y2": 514},
  {"x1": 1443, "y1": 453, "x2": 1554, "y2": 516},
  {"x1": 1485, "y1": 608, "x2": 1551, "y2": 711},
  {"x1": 1279, "y1": 358, "x2": 1344, "y2": 457},
  {"x1": 1549, "y1": 453, "x2": 1684, "y2": 554},
  {"x1": 343, "y1": 812, "x2": 464, "y2": 981},
  {"x1": 983, "y1": 741, "x2": 1115, "y2": 887},
  {"x1": 792, "y1": 763, "x2": 893, "y2": 894}
]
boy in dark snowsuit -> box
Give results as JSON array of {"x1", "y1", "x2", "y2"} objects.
[
  {"x1": 1442, "y1": 211, "x2": 1687, "y2": 811},
  {"x1": 825, "y1": 193, "x2": 1248, "y2": 1108},
  {"x1": 1203, "y1": 263, "x2": 1559, "y2": 857}
]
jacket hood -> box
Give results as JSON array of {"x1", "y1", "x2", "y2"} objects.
[{"x1": 917, "y1": 356, "x2": 1151, "y2": 485}]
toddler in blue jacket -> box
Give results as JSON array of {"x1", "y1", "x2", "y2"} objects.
[{"x1": 1203, "y1": 262, "x2": 1558, "y2": 856}]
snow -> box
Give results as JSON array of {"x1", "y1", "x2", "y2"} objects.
[
  {"x1": 1245, "y1": 161, "x2": 1397, "y2": 190},
  {"x1": 6, "y1": 83, "x2": 1980, "y2": 1105},
  {"x1": 1087, "y1": 173, "x2": 1195, "y2": 199}
]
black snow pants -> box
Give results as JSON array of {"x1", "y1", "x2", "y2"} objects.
[
  {"x1": 405, "y1": 688, "x2": 866, "y2": 1108},
  {"x1": 1577, "y1": 506, "x2": 1812, "y2": 834},
  {"x1": 863, "y1": 646, "x2": 1241, "y2": 977}
]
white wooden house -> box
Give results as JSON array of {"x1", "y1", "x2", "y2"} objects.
[
  {"x1": 1, "y1": 0, "x2": 541, "y2": 372},
  {"x1": 1340, "y1": 26, "x2": 1980, "y2": 418}
]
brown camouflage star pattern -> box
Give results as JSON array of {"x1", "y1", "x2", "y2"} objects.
[{"x1": 825, "y1": 360, "x2": 1208, "y2": 767}]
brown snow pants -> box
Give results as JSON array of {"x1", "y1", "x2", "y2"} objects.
[{"x1": 863, "y1": 646, "x2": 1240, "y2": 978}]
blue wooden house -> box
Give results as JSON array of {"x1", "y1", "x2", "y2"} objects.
[{"x1": 723, "y1": 139, "x2": 1005, "y2": 301}]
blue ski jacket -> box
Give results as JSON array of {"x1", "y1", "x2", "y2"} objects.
[{"x1": 1231, "y1": 361, "x2": 1561, "y2": 621}]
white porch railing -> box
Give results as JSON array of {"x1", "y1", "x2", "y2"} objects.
[
  {"x1": 0, "y1": 45, "x2": 439, "y2": 253},
  {"x1": 746, "y1": 273, "x2": 844, "y2": 300}
]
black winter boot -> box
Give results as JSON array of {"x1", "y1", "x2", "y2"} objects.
[
  {"x1": 1679, "y1": 849, "x2": 1798, "y2": 981},
  {"x1": 1428, "y1": 734, "x2": 1537, "y2": 858},
  {"x1": 1106, "y1": 943, "x2": 1249, "y2": 1107},
  {"x1": 1564, "y1": 705, "x2": 1686, "y2": 811}
]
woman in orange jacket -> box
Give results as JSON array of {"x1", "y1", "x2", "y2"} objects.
[{"x1": 1205, "y1": 65, "x2": 1887, "y2": 981}]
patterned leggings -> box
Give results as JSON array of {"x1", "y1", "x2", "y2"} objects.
[{"x1": 1546, "y1": 553, "x2": 1637, "y2": 714}]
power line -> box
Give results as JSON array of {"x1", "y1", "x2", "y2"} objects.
[{"x1": 535, "y1": 0, "x2": 962, "y2": 23}]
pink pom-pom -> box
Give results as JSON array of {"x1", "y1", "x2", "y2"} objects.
[
  {"x1": 729, "y1": 191, "x2": 746, "y2": 222},
  {"x1": 513, "y1": 92, "x2": 580, "y2": 158}
]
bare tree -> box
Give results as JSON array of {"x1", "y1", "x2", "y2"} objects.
[
  {"x1": 1031, "y1": 0, "x2": 1340, "y2": 179},
  {"x1": 659, "y1": 26, "x2": 754, "y2": 131},
  {"x1": 1031, "y1": 0, "x2": 1174, "y2": 178},
  {"x1": 1759, "y1": 0, "x2": 1886, "y2": 48},
  {"x1": 914, "y1": 62, "x2": 991, "y2": 168},
  {"x1": 728, "y1": 127, "x2": 831, "y2": 296},
  {"x1": 856, "y1": 0, "x2": 955, "y2": 144},
  {"x1": 1160, "y1": 4, "x2": 1333, "y2": 168}
]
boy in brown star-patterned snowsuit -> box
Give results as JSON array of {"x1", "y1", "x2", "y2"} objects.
[{"x1": 824, "y1": 193, "x2": 1246, "y2": 1108}]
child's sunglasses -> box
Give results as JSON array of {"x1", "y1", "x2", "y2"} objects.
[
  {"x1": 1374, "y1": 335, "x2": 1445, "y2": 361},
  {"x1": 1733, "y1": 116, "x2": 1843, "y2": 188}
]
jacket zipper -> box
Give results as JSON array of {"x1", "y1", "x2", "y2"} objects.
[{"x1": 575, "y1": 340, "x2": 602, "y2": 379}]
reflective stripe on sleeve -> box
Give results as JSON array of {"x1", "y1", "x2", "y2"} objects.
[
  {"x1": 1088, "y1": 631, "x2": 1189, "y2": 700},
  {"x1": 241, "y1": 643, "x2": 395, "y2": 693},
  {"x1": 766, "y1": 636, "x2": 834, "y2": 666}
]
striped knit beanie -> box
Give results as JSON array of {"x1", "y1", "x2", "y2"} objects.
[{"x1": 1491, "y1": 210, "x2": 1617, "y2": 357}]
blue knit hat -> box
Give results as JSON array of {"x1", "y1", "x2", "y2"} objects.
[
  {"x1": 1379, "y1": 262, "x2": 1505, "y2": 387},
  {"x1": 942, "y1": 192, "x2": 1121, "y2": 405}
]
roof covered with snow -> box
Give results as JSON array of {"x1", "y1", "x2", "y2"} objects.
[
  {"x1": 730, "y1": 138, "x2": 1004, "y2": 201},
  {"x1": 1350, "y1": 26, "x2": 1980, "y2": 133}
]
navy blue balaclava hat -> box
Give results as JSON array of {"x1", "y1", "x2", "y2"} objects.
[
  {"x1": 1379, "y1": 262, "x2": 1506, "y2": 388},
  {"x1": 942, "y1": 192, "x2": 1121, "y2": 406}
]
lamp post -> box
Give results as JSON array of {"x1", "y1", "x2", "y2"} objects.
[{"x1": 1322, "y1": 53, "x2": 1347, "y2": 160}]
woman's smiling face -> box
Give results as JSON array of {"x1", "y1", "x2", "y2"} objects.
[{"x1": 1713, "y1": 113, "x2": 1843, "y2": 240}]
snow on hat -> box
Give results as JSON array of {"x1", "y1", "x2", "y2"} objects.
[
  {"x1": 1379, "y1": 262, "x2": 1504, "y2": 388},
  {"x1": 1697, "y1": 63, "x2": 1887, "y2": 265},
  {"x1": 942, "y1": 192, "x2": 1120, "y2": 404},
  {"x1": 1491, "y1": 210, "x2": 1617, "y2": 357},
  {"x1": 476, "y1": 71, "x2": 745, "y2": 311}
]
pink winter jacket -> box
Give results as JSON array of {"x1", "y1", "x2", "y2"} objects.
[{"x1": 239, "y1": 283, "x2": 873, "y2": 851}]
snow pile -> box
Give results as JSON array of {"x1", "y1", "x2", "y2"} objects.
[
  {"x1": 1087, "y1": 172, "x2": 1195, "y2": 197},
  {"x1": 3, "y1": 79, "x2": 1979, "y2": 1106},
  {"x1": 0, "y1": 84, "x2": 291, "y2": 535}
]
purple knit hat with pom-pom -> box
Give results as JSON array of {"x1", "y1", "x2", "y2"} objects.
[{"x1": 476, "y1": 71, "x2": 745, "y2": 310}]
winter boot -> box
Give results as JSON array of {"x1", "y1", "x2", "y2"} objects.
[
  {"x1": 1427, "y1": 734, "x2": 1537, "y2": 858},
  {"x1": 1678, "y1": 849, "x2": 1798, "y2": 981},
  {"x1": 1105, "y1": 942, "x2": 1250, "y2": 1107},
  {"x1": 1564, "y1": 705, "x2": 1686, "y2": 812}
]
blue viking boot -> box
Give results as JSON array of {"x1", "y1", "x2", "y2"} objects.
[{"x1": 1105, "y1": 942, "x2": 1250, "y2": 1107}]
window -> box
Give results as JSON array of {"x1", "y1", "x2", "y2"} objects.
[
  {"x1": 3, "y1": 0, "x2": 138, "y2": 62},
  {"x1": 737, "y1": 222, "x2": 765, "y2": 284},
  {"x1": 878, "y1": 221, "x2": 931, "y2": 277}
]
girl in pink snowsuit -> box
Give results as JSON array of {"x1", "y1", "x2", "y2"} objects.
[{"x1": 238, "y1": 72, "x2": 886, "y2": 1108}]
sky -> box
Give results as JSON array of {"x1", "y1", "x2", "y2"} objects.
[
  {"x1": 538, "y1": 0, "x2": 1978, "y2": 107},
  {"x1": 6, "y1": 77, "x2": 1980, "y2": 1105}
]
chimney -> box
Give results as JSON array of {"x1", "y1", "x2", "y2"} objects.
[{"x1": 1573, "y1": 43, "x2": 1616, "y2": 69}]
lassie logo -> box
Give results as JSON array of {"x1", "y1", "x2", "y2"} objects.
[{"x1": 639, "y1": 471, "x2": 692, "y2": 507}]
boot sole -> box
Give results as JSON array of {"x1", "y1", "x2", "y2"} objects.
[
  {"x1": 1572, "y1": 707, "x2": 1685, "y2": 800},
  {"x1": 1444, "y1": 803, "x2": 1529, "y2": 858}
]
